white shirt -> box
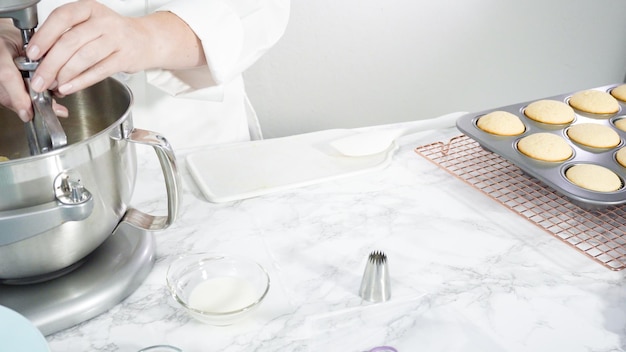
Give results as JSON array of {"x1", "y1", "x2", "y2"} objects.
[{"x1": 37, "y1": 0, "x2": 290, "y2": 150}]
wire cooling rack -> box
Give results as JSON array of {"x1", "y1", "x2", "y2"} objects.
[{"x1": 414, "y1": 134, "x2": 626, "y2": 271}]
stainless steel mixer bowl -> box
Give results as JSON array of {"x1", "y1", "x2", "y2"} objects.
[{"x1": 0, "y1": 77, "x2": 181, "y2": 281}]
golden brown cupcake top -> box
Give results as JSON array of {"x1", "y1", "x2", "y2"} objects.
[
  {"x1": 569, "y1": 90, "x2": 619, "y2": 115},
  {"x1": 524, "y1": 99, "x2": 575, "y2": 124},
  {"x1": 517, "y1": 133, "x2": 573, "y2": 162},
  {"x1": 476, "y1": 111, "x2": 525, "y2": 136}
]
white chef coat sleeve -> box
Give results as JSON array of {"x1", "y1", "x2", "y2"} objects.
[{"x1": 145, "y1": 0, "x2": 290, "y2": 98}]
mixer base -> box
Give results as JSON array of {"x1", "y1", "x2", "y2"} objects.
[
  {"x1": 0, "y1": 258, "x2": 88, "y2": 286},
  {"x1": 0, "y1": 222, "x2": 155, "y2": 336}
]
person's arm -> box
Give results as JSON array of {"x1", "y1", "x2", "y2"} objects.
[
  {"x1": 25, "y1": 0, "x2": 206, "y2": 97},
  {"x1": 146, "y1": 0, "x2": 291, "y2": 96}
]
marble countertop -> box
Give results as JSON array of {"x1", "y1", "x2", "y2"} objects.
[{"x1": 46, "y1": 122, "x2": 626, "y2": 352}]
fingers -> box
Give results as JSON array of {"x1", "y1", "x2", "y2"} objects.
[
  {"x1": 0, "y1": 20, "x2": 33, "y2": 121},
  {"x1": 27, "y1": 3, "x2": 93, "y2": 93},
  {"x1": 54, "y1": 37, "x2": 121, "y2": 95},
  {"x1": 0, "y1": 62, "x2": 33, "y2": 121},
  {"x1": 26, "y1": 1, "x2": 93, "y2": 61},
  {"x1": 0, "y1": 18, "x2": 72, "y2": 122},
  {"x1": 52, "y1": 100, "x2": 69, "y2": 118},
  {"x1": 0, "y1": 91, "x2": 32, "y2": 122},
  {"x1": 32, "y1": 24, "x2": 109, "y2": 94},
  {"x1": 24, "y1": 1, "x2": 153, "y2": 96},
  {"x1": 0, "y1": 53, "x2": 68, "y2": 121},
  {"x1": 27, "y1": 1, "x2": 117, "y2": 94}
]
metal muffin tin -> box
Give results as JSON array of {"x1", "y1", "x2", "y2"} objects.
[{"x1": 456, "y1": 83, "x2": 626, "y2": 210}]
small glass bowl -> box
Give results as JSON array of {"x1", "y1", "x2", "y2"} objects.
[{"x1": 166, "y1": 253, "x2": 270, "y2": 326}]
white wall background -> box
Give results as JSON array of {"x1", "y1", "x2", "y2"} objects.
[{"x1": 244, "y1": 0, "x2": 626, "y2": 138}]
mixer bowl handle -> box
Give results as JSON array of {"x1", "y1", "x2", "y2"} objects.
[
  {"x1": 122, "y1": 128, "x2": 182, "y2": 231},
  {"x1": 0, "y1": 172, "x2": 94, "y2": 246}
]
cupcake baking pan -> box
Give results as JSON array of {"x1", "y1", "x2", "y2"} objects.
[{"x1": 455, "y1": 83, "x2": 626, "y2": 210}]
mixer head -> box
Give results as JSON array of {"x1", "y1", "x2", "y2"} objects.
[{"x1": 0, "y1": 0, "x2": 40, "y2": 31}]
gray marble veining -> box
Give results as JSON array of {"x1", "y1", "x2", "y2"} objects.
[{"x1": 46, "y1": 122, "x2": 626, "y2": 352}]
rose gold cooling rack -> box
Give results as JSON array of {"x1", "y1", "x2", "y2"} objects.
[{"x1": 414, "y1": 134, "x2": 626, "y2": 271}]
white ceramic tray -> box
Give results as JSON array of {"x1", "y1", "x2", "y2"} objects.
[{"x1": 186, "y1": 129, "x2": 397, "y2": 203}]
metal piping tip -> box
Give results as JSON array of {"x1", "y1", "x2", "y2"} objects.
[{"x1": 359, "y1": 251, "x2": 391, "y2": 302}]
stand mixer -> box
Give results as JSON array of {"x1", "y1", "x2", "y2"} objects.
[
  {"x1": 0, "y1": 0, "x2": 67, "y2": 155},
  {"x1": 0, "y1": 2, "x2": 181, "y2": 337}
]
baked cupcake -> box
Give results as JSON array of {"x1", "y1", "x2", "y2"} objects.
[
  {"x1": 524, "y1": 99, "x2": 575, "y2": 124},
  {"x1": 566, "y1": 164, "x2": 622, "y2": 192},
  {"x1": 517, "y1": 133, "x2": 573, "y2": 162},
  {"x1": 610, "y1": 84, "x2": 626, "y2": 102},
  {"x1": 614, "y1": 118, "x2": 626, "y2": 132},
  {"x1": 476, "y1": 111, "x2": 525, "y2": 136},
  {"x1": 569, "y1": 90, "x2": 619, "y2": 115},
  {"x1": 566, "y1": 123, "x2": 620, "y2": 149}
]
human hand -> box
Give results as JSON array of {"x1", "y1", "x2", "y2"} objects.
[
  {"x1": 0, "y1": 20, "x2": 68, "y2": 122},
  {"x1": 26, "y1": 0, "x2": 151, "y2": 96},
  {"x1": 0, "y1": 0, "x2": 203, "y2": 122},
  {"x1": 27, "y1": 0, "x2": 206, "y2": 97},
  {"x1": 0, "y1": 20, "x2": 33, "y2": 121}
]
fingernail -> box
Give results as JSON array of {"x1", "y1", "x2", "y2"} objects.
[
  {"x1": 26, "y1": 44, "x2": 40, "y2": 59},
  {"x1": 58, "y1": 83, "x2": 73, "y2": 95},
  {"x1": 31, "y1": 75, "x2": 44, "y2": 92},
  {"x1": 54, "y1": 107, "x2": 68, "y2": 118},
  {"x1": 18, "y1": 109, "x2": 31, "y2": 122}
]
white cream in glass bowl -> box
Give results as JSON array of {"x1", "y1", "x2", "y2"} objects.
[{"x1": 166, "y1": 253, "x2": 270, "y2": 326}]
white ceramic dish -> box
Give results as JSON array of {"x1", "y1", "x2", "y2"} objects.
[
  {"x1": 0, "y1": 305, "x2": 50, "y2": 352},
  {"x1": 186, "y1": 129, "x2": 396, "y2": 203}
]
